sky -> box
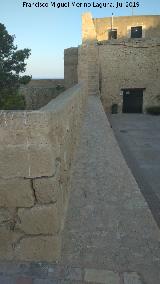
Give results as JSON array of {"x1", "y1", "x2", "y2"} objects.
[{"x1": 0, "y1": 0, "x2": 160, "y2": 78}]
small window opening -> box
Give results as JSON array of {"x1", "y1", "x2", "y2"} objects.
[{"x1": 131, "y1": 26, "x2": 142, "y2": 38}]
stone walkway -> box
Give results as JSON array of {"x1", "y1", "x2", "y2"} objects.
[
  {"x1": 61, "y1": 96, "x2": 160, "y2": 283},
  {"x1": 0, "y1": 97, "x2": 160, "y2": 283},
  {"x1": 0, "y1": 262, "x2": 144, "y2": 283}
]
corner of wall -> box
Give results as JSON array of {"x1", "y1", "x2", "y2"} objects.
[{"x1": 82, "y1": 12, "x2": 97, "y2": 44}]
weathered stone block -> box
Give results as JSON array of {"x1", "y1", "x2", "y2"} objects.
[
  {"x1": 0, "y1": 146, "x2": 29, "y2": 178},
  {"x1": 0, "y1": 84, "x2": 86, "y2": 262},
  {"x1": 0, "y1": 178, "x2": 34, "y2": 208},
  {"x1": 15, "y1": 236, "x2": 61, "y2": 261},
  {"x1": 0, "y1": 129, "x2": 27, "y2": 145},
  {"x1": 0, "y1": 208, "x2": 13, "y2": 224},
  {"x1": 24, "y1": 144, "x2": 56, "y2": 178},
  {"x1": 0, "y1": 208, "x2": 16, "y2": 231},
  {"x1": 0, "y1": 228, "x2": 22, "y2": 261},
  {"x1": 0, "y1": 145, "x2": 55, "y2": 178},
  {"x1": 84, "y1": 269, "x2": 120, "y2": 284},
  {"x1": 124, "y1": 272, "x2": 142, "y2": 284},
  {"x1": 16, "y1": 204, "x2": 61, "y2": 234},
  {"x1": 33, "y1": 176, "x2": 59, "y2": 204}
]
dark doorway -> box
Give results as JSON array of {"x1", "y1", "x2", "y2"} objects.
[
  {"x1": 122, "y1": 89, "x2": 143, "y2": 113},
  {"x1": 108, "y1": 29, "x2": 117, "y2": 39},
  {"x1": 131, "y1": 26, "x2": 142, "y2": 38}
]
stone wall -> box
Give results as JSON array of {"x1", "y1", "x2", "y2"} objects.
[
  {"x1": 63, "y1": 13, "x2": 160, "y2": 112},
  {"x1": 0, "y1": 83, "x2": 86, "y2": 262},
  {"x1": 19, "y1": 85, "x2": 64, "y2": 110},
  {"x1": 82, "y1": 13, "x2": 160, "y2": 42},
  {"x1": 78, "y1": 44, "x2": 99, "y2": 96},
  {"x1": 64, "y1": 48, "x2": 78, "y2": 89},
  {"x1": 79, "y1": 12, "x2": 160, "y2": 109},
  {"x1": 98, "y1": 42, "x2": 160, "y2": 112},
  {"x1": 19, "y1": 79, "x2": 65, "y2": 110},
  {"x1": 27, "y1": 79, "x2": 64, "y2": 88},
  {"x1": 77, "y1": 40, "x2": 160, "y2": 112},
  {"x1": 82, "y1": 12, "x2": 97, "y2": 43}
]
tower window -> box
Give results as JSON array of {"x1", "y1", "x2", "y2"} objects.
[
  {"x1": 108, "y1": 29, "x2": 117, "y2": 40},
  {"x1": 131, "y1": 26, "x2": 142, "y2": 38}
]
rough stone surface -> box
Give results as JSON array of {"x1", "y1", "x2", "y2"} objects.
[
  {"x1": 64, "y1": 48, "x2": 78, "y2": 90},
  {"x1": 0, "y1": 263, "x2": 150, "y2": 283},
  {"x1": 93, "y1": 15, "x2": 160, "y2": 41},
  {"x1": 33, "y1": 176, "x2": 59, "y2": 204},
  {"x1": 0, "y1": 208, "x2": 13, "y2": 226},
  {"x1": 78, "y1": 44, "x2": 99, "y2": 97},
  {"x1": 84, "y1": 269, "x2": 120, "y2": 283},
  {"x1": 0, "y1": 83, "x2": 85, "y2": 179},
  {"x1": 123, "y1": 272, "x2": 142, "y2": 284},
  {"x1": 16, "y1": 204, "x2": 60, "y2": 234},
  {"x1": 0, "y1": 145, "x2": 56, "y2": 179},
  {"x1": 16, "y1": 277, "x2": 33, "y2": 284},
  {"x1": 82, "y1": 12, "x2": 97, "y2": 43},
  {"x1": 78, "y1": 13, "x2": 160, "y2": 112},
  {"x1": 0, "y1": 178, "x2": 34, "y2": 208},
  {"x1": 15, "y1": 236, "x2": 61, "y2": 261},
  {"x1": 0, "y1": 277, "x2": 15, "y2": 284},
  {"x1": 0, "y1": 228, "x2": 22, "y2": 261},
  {"x1": 26, "y1": 145, "x2": 56, "y2": 178},
  {"x1": 0, "y1": 83, "x2": 86, "y2": 262},
  {"x1": 110, "y1": 114, "x2": 160, "y2": 228},
  {"x1": 62, "y1": 96, "x2": 160, "y2": 284},
  {"x1": 19, "y1": 85, "x2": 64, "y2": 110},
  {"x1": 27, "y1": 79, "x2": 64, "y2": 88},
  {"x1": 99, "y1": 43, "x2": 160, "y2": 113}
]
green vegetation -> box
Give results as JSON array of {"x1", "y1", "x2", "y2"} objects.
[
  {"x1": 0, "y1": 23, "x2": 31, "y2": 109},
  {"x1": 0, "y1": 91, "x2": 26, "y2": 110}
]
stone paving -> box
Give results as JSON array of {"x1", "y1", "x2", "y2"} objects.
[
  {"x1": 0, "y1": 97, "x2": 160, "y2": 283},
  {"x1": 0, "y1": 262, "x2": 144, "y2": 283},
  {"x1": 109, "y1": 113, "x2": 160, "y2": 228}
]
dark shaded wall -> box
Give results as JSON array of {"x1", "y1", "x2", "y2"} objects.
[{"x1": 64, "y1": 48, "x2": 78, "y2": 89}]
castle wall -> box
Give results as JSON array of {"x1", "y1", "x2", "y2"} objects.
[
  {"x1": 64, "y1": 47, "x2": 78, "y2": 89},
  {"x1": 27, "y1": 79, "x2": 64, "y2": 88},
  {"x1": 93, "y1": 15, "x2": 160, "y2": 41},
  {"x1": 98, "y1": 42, "x2": 160, "y2": 112},
  {"x1": 82, "y1": 12, "x2": 97, "y2": 43},
  {"x1": 0, "y1": 83, "x2": 86, "y2": 261},
  {"x1": 19, "y1": 85, "x2": 64, "y2": 110},
  {"x1": 19, "y1": 79, "x2": 65, "y2": 110},
  {"x1": 78, "y1": 44, "x2": 99, "y2": 96},
  {"x1": 79, "y1": 13, "x2": 160, "y2": 112}
]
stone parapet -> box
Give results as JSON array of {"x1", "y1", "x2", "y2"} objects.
[{"x1": 0, "y1": 83, "x2": 86, "y2": 261}]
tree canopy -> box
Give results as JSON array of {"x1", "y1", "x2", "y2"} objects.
[{"x1": 0, "y1": 23, "x2": 31, "y2": 109}]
